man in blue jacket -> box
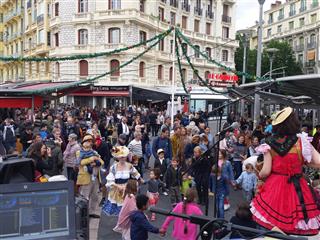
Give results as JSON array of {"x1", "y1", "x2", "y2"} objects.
[
  {"x1": 130, "y1": 194, "x2": 165, "y2": 240},
  {"x1": 152, "y1": 127, "x2": 172, "y2": 165}
]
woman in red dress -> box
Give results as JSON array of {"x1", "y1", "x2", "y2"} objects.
[{"x1": 251, "y1": 107, "x2": 320, "y2": 235}]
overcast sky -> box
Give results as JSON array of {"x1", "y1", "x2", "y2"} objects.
[{"x1": 235, "y1": 0, "x2": 280, "y2": 30}]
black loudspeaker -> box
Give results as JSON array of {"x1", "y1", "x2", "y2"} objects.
[
  {"x1": 75, "y1": 196, "x2": 89, "y2": 240},
  {"x1": 0, "y1": 156, "x2": 35, "y2": 184}
]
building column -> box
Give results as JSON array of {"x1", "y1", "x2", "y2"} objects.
[
  {"x1": 92, "y1": 97, "x2": 97, "y2": 108},
  {"x1": 60, "y1": 96, "x2": 67, "y2": 104},
  {"x1": 103, "y1": 97, "x2": 107, "y2": 108}
]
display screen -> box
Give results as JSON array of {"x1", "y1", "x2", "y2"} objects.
[{"x1": 0, "y1": 190, "x2": 70, "y2": 239}]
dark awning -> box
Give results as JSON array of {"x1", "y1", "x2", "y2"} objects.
[
  {"x1": 234, "y1": 74, "x2": 320, "y2": 107},
  {"x1": 132, "y1": 86, "x2": 171, "y2": 101}
]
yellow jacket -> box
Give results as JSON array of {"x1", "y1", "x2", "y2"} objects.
[
  {"x1": 171, "y1": 134, "x2": 180, "y2": 158},
  {"x1": 76, "y1": 154, "x2": 104, "y2": 186}
]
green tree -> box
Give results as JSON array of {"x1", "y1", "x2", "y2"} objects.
[{"x1": 235, "y1": 37, "x2": 302, "y2": 83}]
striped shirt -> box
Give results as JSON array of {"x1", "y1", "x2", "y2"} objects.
[{"x1": 128, "y1": 139, "x2": 143, "y2": 157}]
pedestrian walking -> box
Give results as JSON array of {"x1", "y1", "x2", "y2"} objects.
[
  {"x1": 152, "y1": 127, "x2": 172, "y2": 165},
  {"x1": 234, "y1": 163, "x2": 257, "y2": 202},
  {"x1": 211, "y1": 166, "x2": 228, "y2": 219},
  {"x1": 113, "y1": 179, "x2": 138, "y2": 240},
  {"x1": 143, "y1": 169, "x2": 164, "y2": 221},
  {"x1": 76, "y1": 134, "x2": 104, "y2": 218},
  {"x1": 63, "y1": 133, "x2": 81, "y2": 181},
  {"x1": 161, "y1": 188, "x2": 203, "y2": 240},
  {"x1": 232, "y1": 134, "x2": 247, "y2": 179},
  {"x1": 130, "y1": 194, "x2": 165, "y2": 240},
  {"x1": 164, "y1": 158, "x2": 182, "y2": 207},
  {"x1": 191, "y1": 146, "x2": 211, "y2": 206}
]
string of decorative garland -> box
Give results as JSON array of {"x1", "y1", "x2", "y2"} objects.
[
  {"x1": 175, "y1": 31, "x2": 188, "y2": 94},
  {"x1": 177, "y1": 35, "x2": 228, "y2": 94},
  {"x1": 0, "y1": 27, "x2": 173, "y2": 62},
  {"x1": 176, "y1": 29, "x2": 268, "y2": 82},
  {"x1": 20, "y1": 29, "x2": 169, "y2": 95}
]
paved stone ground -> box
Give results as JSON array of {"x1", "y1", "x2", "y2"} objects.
[
  {"x1": 95, "y1": 187, "x2": 241, "y2": 240},
  {"x1": 88, "y1": 135, "x2": 320, "y2": 240},
  {"x1": 92, "y1": 152, "x2": 242, "y2": 240}
]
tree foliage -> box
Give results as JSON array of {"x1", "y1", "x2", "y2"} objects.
[{"x1": 235, "y1": 37, "x2": 303, "y2": 83}]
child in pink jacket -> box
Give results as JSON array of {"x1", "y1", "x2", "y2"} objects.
[
  {"x1": 113, "y1": 180, "x2": 138, "y2": 240},
  {"x1": 161, "y1": 188, "x2": 203, "y2": 240}
]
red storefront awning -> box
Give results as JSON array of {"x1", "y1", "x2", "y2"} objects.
[{"x1": 0, "y1": 96, "x2": 43, "y2": 108}]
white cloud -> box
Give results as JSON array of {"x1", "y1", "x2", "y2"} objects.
[{"x1": 235, "y1": 0, "x2": 281, "y2": 30}]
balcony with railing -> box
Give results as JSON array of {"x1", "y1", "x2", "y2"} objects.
[
  {"x1": 289, "y1": 10, "x2": 296, "y2": 16},
  {"x1": 182, "y1": 3, "x2": 190, "y2": 12},
  {"x1": 73, "y1": 12, "x2": 92, "y2": 22},
  {"x1": 169, "y1": 0, "x2": 178, "y2": 8},
  {"x1": 194, "y1": 7, "x2": 202, "y2": 16},
  {"x1": 4, "y1": 7, "x2": 23, "y2": 22},
  {"x1": 222, "y1": 15, "x2": 231, "y2": 23},
  {"x1": 206, "y1": 10, "x2": 214, "y2": 19},
  {"x1": 50, "y1": 15, "x2": 61, "y2": 26},
  {"x1": 294, "y1": 44, "x2": 304, "y2": 52},
  {"x1": 307, "y1": 41, "x2": 316, "y2": 49}
]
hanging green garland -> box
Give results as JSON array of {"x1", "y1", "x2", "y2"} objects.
[
  {"x1": 175, "y1": 31, "x2": 188, "y2": 94},
  {"x1": 0, "y1": 28, "x2": 173, "y2": 62},
  {"x1": 20, "y1": 29, "x2": 169, "y2": 95},
  {"x1": 13, "y1": 26, "x2": 271, "y2": 96},
  {"x1": 176, "y1": 29, "x2": 268, "y2": 82},
  {"x1": 177, "y1": 35, "x2": 228, "y2": 94}
]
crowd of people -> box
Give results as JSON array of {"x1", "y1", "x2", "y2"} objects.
[{"x1": 0, "y1": 105, "x2": 320, "y2": 239}]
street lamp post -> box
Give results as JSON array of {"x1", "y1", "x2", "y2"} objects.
[
  {"x1": 265, "y1": 48, "x2": 279, "y2": 79},
  {"x1": 238, "y1": 29, "x2": 253, "y2": 117},
  {"x1": 253, "y1": 0, "x2": 265, "y2": 127},
  {"x1": 171, "y1": 27, "x2": 176, "y2": 127}
]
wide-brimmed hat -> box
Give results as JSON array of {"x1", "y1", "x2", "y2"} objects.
[
  {"x1": 112, "y1": 146, "x2": 130, "y2": 158},
  {"x1": 272, "y1": 107, "x2": 293, "y2": 126},
  {"x1": 82, "y1": 134, "x2": 94, "y2": 144}
]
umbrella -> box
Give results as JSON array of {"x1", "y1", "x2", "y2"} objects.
[{"x1": 183, "y1": 98, "x2": 189, "y2": 113}]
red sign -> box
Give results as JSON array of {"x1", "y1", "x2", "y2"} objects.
[
  {"x1": 207, "y1": 73, "x2": 239, "y2": 82},
  {"x1": 199, "y1": 73, "x2": 239, "y2": 88}
]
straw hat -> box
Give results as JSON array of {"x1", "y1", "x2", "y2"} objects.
[
  {"x1": 112, "y1": 146, "x2": 130, "y2": 158},
  {"x1": 272, "y1": 107, "x2": 293, "y2": 126}
]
